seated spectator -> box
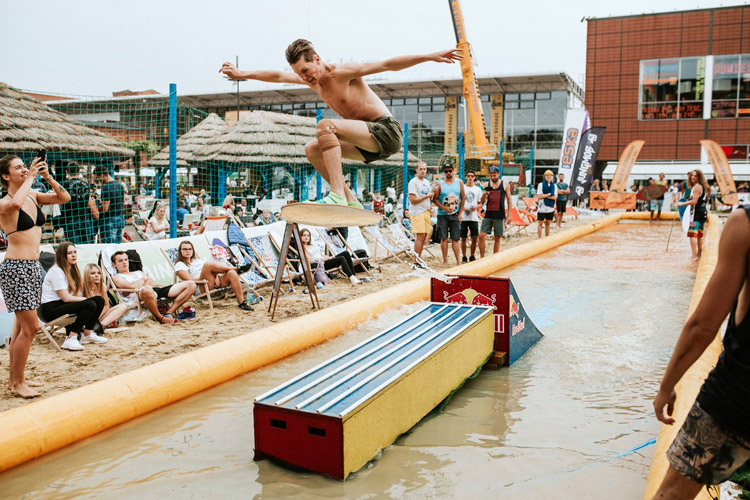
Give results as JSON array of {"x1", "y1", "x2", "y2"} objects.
[
  {"x1": 82, "y1": 263, "x2": 128, "y2": 328},
  {"x1": 110, "y1": 250, "x2": 195, "y2": 324},
  {"x1": 147, "y1": 200, "x2": 162, "y2": 220},
  {"x1": 174, "y1": 240, "x2": 253, "y2": 311},
  {"x1": 402, "y1": 209, "x2": 412, "y2": 232},
  {"x1": 40, "y1": 242, "x2": 107, "y2": 351},
  {"x1": 176, "y1": 199, "x2": 189, "y2": 227},
  {"x1": 371, "y1": 192, "x2": 384, "y2": 214},
  {"x1": 299, "y1": 228, "x2": 362, "y2": 284},
  {"x1": 259, "y1": 210, "x2": 275, "y2": 225},
  {"x1": 222, "y1": 194, "x2": 235, "y2": 210},
  {"x1": 146, "y1": 205, "x2": 169, "y2": 240}
]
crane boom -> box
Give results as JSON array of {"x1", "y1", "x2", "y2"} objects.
[{"x1": 447, "y1": 0, "x2": 493, "y2": 157}]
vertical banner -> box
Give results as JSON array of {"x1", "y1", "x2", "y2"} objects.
[
  {"x1": 444, "y1": 96, "x2": 458, "y2": 155},
  {"x1": 701, "y1": 139, "x2": 738, "y2": 205},
  {"x1": 490, "y1": 94, "x2": 504, "y2": 149},
  {"x1": 605, "y1": 140, "x2": 645, "y2": 208},
  {"x1": 569, "y1": 127, "x2": 605, "y2": 200},
  {"x1": 558, "y1": 108, "x2": 591, "y2": 186}
]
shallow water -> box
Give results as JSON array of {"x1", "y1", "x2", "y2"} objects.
[{"x1": 1, "y1": 222, "x2": 696, "y2": 499}]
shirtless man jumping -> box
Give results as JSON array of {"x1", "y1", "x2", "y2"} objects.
[{"x1": 219, "y1": 39, "x2": 460, "y2": 207}]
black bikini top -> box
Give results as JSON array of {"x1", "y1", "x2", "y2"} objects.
[{"x1": 6, "y1": 194, "x2": 45, "y2": 236}]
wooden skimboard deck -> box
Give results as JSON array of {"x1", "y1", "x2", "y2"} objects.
[
  {"x1": 281, "y1": 202, "x2": 382, "y2": 227},
  {"x1": 637, "y1": 184, "x2": 668, "y2": 201}
]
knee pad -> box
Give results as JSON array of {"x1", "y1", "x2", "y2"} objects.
[{"x1": 316, "y1": 122, "x2": 339, "y2": 152}]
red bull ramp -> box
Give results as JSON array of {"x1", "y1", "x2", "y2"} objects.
[{"x1": 431, "y1": 276, "x2": 544, "y2": 365}]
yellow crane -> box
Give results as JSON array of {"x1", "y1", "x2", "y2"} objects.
[{"x1": 440, "y1": 0, "x2": 504, "y2": 175}]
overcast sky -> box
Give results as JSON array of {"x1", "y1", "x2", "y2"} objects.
[{"x1": 3, "y1": 0, "x2": 743, "y2": 98}]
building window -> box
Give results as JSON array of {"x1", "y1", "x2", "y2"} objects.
[
  {"x1": 505, "y1": 102, "x2": 519, "y2": 110},
  {"x1": 506, "y1": 94, "x2": 519, "y2": 101},
  {"x1": 640, "y1": 57, "x2": 707, "y2": 120},
  {"x1": 519, "y1": 101, "x2": 534, "y2": 109},
  {"x1": 536, "y1": 92, "x2": 551, "y2": 100},
  {"x1": 712, "y1": 55, "x2": 740, "y2": 118},
  {"x1": 520, "y1": 93, "x2": 535, "y2": 101}
]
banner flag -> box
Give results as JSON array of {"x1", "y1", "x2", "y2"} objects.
[
  {"x1": 606, "y1": 140, "x2": 644, "y2": 208},
  {"x1": 569, "y1": 127, "x2": 605, "y2": 200},
  {"x1": 701, "y1": 139, "x2": 738, "y2": 205},
  {"x1": 558, "y1": 108, "x2": 591, "y2": 186}
]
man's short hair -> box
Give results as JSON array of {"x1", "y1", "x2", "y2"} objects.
[
  {"x1": 64, "y1": 161, "x2": 80, "y2": 177},
  {"x1": 111, "y1": 250, "x2": 127, "y2": 265},
  {"x1": 286, "y1": 39, "x2": 317, "y2": 65},
  {"x1": 94, "y1": 165, "x2": 111, "y2": 176}
]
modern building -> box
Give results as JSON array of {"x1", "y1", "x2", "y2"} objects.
[{"x1": 585, "y1": 4, "x2": 750, "y2": 179}]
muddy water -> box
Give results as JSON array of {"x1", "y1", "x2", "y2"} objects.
[{"x1": 1, "y1": 222, "x2": 696, "y2": 499}]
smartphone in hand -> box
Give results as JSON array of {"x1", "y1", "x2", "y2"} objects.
[{"x1": 35, "y1": 149, "x2": 46, "y2": 162}]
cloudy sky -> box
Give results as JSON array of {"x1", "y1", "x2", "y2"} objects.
[{"x1": 3, "y1": 0, "x2": 741, "y2": 97}]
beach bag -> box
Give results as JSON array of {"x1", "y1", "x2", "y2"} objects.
[
  {"x1": 125, "y1": 249, "x2": 143, "y2": 272},
  {"x1": 313, "y1": 261, "x2": 329, "y2": 285}
]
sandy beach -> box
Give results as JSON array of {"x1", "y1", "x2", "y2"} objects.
[{"x1": 1, "y1": 216, "x2": 601, "y2": 412}]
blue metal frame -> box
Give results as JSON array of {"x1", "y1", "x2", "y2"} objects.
[
  {"x1": 402, "y1": 123, "x2": 409, "y2": 209},
  {"x1": 168, "y1": 83, "x2": 177, "y2": 238},
  {"x1": 316, "y1": 109, "x2": 323, "y2": 200}
]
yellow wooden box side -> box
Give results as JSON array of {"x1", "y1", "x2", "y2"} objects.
[{"x1": 341, "y1": 311, "x2": 494, "y2": 478}]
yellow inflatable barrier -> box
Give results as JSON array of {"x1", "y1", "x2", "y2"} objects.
[
  {"x1": 0, "y1": 211, "x2": 679, "y2": 473},
  {"x1": 642, "y1": 214, "x2": 723, "y2": 500}
]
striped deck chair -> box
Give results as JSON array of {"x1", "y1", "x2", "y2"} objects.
[
  {"x1": 363, "y1": 225, "x2": 408, "y2": 262},
  {"x1": 315, "y1": 228, "x2": 370, "y2": 274},
  {"x1": 248, "y1": 232, "x2": 301, "y2": 283},
  {"x1": 160, "y1": 245, "x2": 215, "y2": 310}
]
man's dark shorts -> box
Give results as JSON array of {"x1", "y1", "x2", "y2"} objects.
[
  {"x1": 437, "y1": 214, "x2": 460, "y2": 242},
  {"x1": 357, "y1": 115, "x2": 403, "y2": 164},
  {"x1": 460, "y1": 221, "x2": 479, "y2": 239},
  {"x1": 556, "y1": 199, "x2": 567, "y2": 214},
  {"x1": 538, "y1": 211, "x2": 554, "y2": 221},
  {"x1": 667, "y1": 401, "x2": 750, "y2": 485},
  {"x1": 154, "y1": 285, "x2": 174, "y2": 300}
]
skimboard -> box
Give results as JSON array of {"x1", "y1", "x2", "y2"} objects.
[
  {"x1": 637, "y1": 184, "x2": 668, "y2": 201},
  {"x1": 680, "y1": 200, "x2": 693, "y2": 233},
  {"x1": 281, "y1": 202, "x2": 382, "y2": 227}
]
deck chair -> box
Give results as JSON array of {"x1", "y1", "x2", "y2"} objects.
[
  {"x1": 198, "y1": 215, "x2": 230, "y2": 233},
  {"x1": 33, "y1": 311, "x2": 74, "y2": 353},
  {"x1": 264, "y1": 231, "x2": 307, "y2": 281},
  {"x1": 508, "y1": 207, "x2": 531, "y2": 236},
  {"x1": 123, "y1": 224, "x2": 148, "y2": 242},
  {"x1": 362, "y1": 225, "x2": 408, "y2": 262},
  {"x1": 564, "y1": 205, "x2": 579, "y2": 219},
  {"x1": 521, "y1": 197, "x2": 539, "y2": 218},
  {"x1": 225, "y1": 224, "x2": 275, "y2": 290},
  {"x1": 385, "y1": 223, "x2": 421, "y2": 256},
  {"x1": 160, "y1": 245, "x2": 214, "y2": 310},
  {"x1": 99, "y1": 248, "x2": 146, "y2": 319},
  {"x1": 393, "y1": 222, "x2": 437, "y2": 258},
  {"x1": 316, "y1": 228, "x2": 371, "y2": 275}
]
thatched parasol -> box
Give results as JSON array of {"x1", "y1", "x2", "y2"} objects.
[
  {"x1": 191, "y1": 110, "x2": 420, "y2": 168},
  {"x1": 0, "y1": 83, "x2": 134, "y2": 160},
  {"x1": 148, "y1": 113, "x2": 227, "y2": 167}
]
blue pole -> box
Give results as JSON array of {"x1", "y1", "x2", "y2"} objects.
[
  {"x1": 218, "y1": 165, "x2": 227, "y2": 206},
  {"x1": 375, "y1": 170, "x2": 381, "y2": 192},
  {"x1": 530, "y1": 145, "x2": 535, "y2": 186},
  {"x1": 168, "y1": 83, "x2": 177, "y2": 238},
  {"x1": 351, "y1": 168, "x2": 358, "y2": 199},
  {"x1": 316, "y1": 109, "x2": 323, "y2": 200},
  {"x1": 458, "y1": 133, "x2": 465, "y2": 179},
  {"x1": 402, "y1": 123, "x2": 409, "y2": 210},
  {"x1": 499, "y1": 141, "x2": 504, "y2": 179}
]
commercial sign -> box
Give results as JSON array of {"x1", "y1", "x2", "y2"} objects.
[
  {"x1": 558, "y1": 108, "x2": 591, "y2": 186},
  {"x1": 569, "y1": 127, "x2": 605, "y2": 200}
]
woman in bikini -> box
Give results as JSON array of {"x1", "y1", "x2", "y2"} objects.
[{"x1": 0, "y1": 154, "x2": 70, "y2": 398}]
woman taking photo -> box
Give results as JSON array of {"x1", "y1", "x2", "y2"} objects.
[
  {"x1": 82, "y1": 263, "x2": 128, "y2": 328},
  {"x1": 174, "y1": 240, "x2": 253, "y2": 311},
  {"x1": 0, "y1": 154, "x2": 70, "y2": 398},
  {"x1": 40, "y1": 242, "x2": 108, "y2": 351},
  {"x1": 677, "y1": 169, "x2": 711, "y2": 261},
  {"x1": 299, "y1": 228, "x2": 362, "y2": 285},
  {"x1": 145, "y1": 205, "x2": 169, "y2": 240}
]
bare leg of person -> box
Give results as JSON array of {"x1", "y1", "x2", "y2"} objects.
[
  {"x1": 460, "y1": 237, "x2": 467, "y2": 260},
  {"x1": 8, "y1": 310, "x2": 41, "y2": 398},
  {"x1": 470, "y1": 236, "x2": 478, "y2": 258},
  {"x1": 479, "y1": 233, "x2": 487, "y2": 258},
  {"x1": 305, "y1": 141, "x2": 364, "y2": 204},
  {"x1": 650, "y1": 464, "x2": 704, "y2": 500},
  {"x1": 218, "y1": 270, "x2": 244, "y2": 304},
  {"x1": 166, "y1": 281, "x2": 197, "y2": 314},
  {"x1": 451, "y1": 240, "x2": 461, "y2": 265},
  {"x1": 441, "y1": 239, "x2": 449, "y2": 265},
  {"x1": 537, "y1": 221, "x2": 543, "y2": 238},
  {"x1": 100, "y1": 303, "x2": 128, "y2": 326},
  {"x1": 545, "y1": 221, "x2": 551, "y2": 237},
  {"x1": 414, "y1": 233, "x2": 427, "y2": 260},
  {"x1": 689, "y1": 238, "x2": 699, "y2": 260},
  {"x1": 696, "y1": 236, "x2": 703, "y2": 259},
  {"x1": 139, "y1": 287, "x2": 164, "y2": 320},
  {"x1": 493, "y1": 236, "x2": 502, "y2": 254}
]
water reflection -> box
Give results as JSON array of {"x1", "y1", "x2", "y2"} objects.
[{"x1": 0, "y1": 223, "x2": 695, "y2": 499}]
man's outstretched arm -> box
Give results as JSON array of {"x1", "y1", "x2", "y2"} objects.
[
  {"x1": 219, "y1": 62, "x2": 304, "y2": 84},
  {"x1": 336, "y1": 49, "x2": 461, "y2": 79},
  {"x1": 653, "y1": 209, "x2": 750, "y2": 424}
]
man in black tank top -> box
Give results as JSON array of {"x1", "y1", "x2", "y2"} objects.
[{"x1": 652, "y1": 206, "x2": 750, "y2": 498}]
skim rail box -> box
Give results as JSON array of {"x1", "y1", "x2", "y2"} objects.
[
  {"x1": 430, "y1": 276, "x2": 543, "y2": 365},
  {"x1": 253, "y1": 303, "x2": 494, "y2": 479}
]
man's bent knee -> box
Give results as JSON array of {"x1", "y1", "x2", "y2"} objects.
[
  {"x1": 317, "y1": 119, "x2": 339, "y2": 152},
  {"x1": 304, "y1": 139, "x2": 320, "y2": 159}
]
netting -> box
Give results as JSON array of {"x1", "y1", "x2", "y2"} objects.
[{"x1": 0, "y1": 83, "x2": 419, "y2": 249}]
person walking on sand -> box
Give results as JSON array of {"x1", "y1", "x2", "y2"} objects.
[
  {"x1": 651, "y1": 206, "x2": 750, "y2": 499},
  {"x1": 676, "y1": 169, "x2": 710, "y2": 261},
  {"x1": 219, "y1": 40, "x2": 460, "y2": 207},
  {"x1": 0, "y1": 154, "x2": 70, "y2": 398}
]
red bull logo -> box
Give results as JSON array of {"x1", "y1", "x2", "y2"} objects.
[
  {"x1": 443, "y1": 288, "x2": 496, "y2": 309},
  {"x1": 509, "y1": 295, "x2": 520, "y2": 318}
]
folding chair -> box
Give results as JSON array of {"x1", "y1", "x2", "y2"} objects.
[
  {"x1": 315, "y1": 228, "x2": 371, "y2": 275},
  {"x1": 34, "y1": 312, "x2": 74, "y2": 353},
  {"x1": 508, "y1": 207, "x2": 531, "y2": 236},
  {"x1": 394, "y1": 222, "x2": 438, "y2": 258},
  {"x1": 362, "y1": 225, "x2": 408, "y2": 262},
  {"x1": 564, "y1": 205, "x2": 579, "y2": 219},
  {"x1": 99, "y1": 248, "x2": 144, "y2": 318},
  {"x1": 521, "y1": 197, "x2": 539, "y2": 221}
]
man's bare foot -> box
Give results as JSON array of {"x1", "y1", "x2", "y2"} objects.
[
  {"x1": 9, "y1": 382, "x2": 41, "y2": 398},
  {"x1": 26, "y1": 380, "x2": 44, "y2": 387}
]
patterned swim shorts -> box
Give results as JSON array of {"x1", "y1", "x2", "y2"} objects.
[
  {"x1": 667, "y1": 401, "x2": 750, "y2": 484},
  {"x1": 0, "y1": 259, "x2": 42, "y2": 312},
  {"x1": 687, "y1": 221, "x2": 705, "y2": 239}
]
